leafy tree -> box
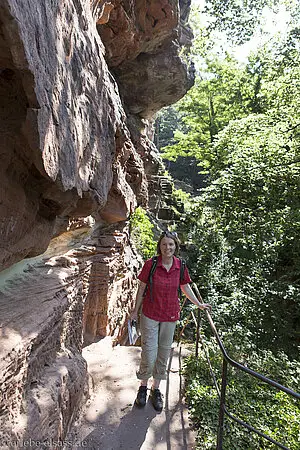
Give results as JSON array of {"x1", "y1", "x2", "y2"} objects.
[
  {"x1": 155, "y1": 108, "x2": 205, "y2": 193},
  {"x1": 171, "y1": 4, "x2": 300, "y2": 449},
  {"x1": 160, "y1": 54, "x2": 258, "y2": 168},
  {"x1": 154, "y1": 106, "x2": 181, "y2": 150},
  {"x1": 201, "y1": 0, "x2": 280, "y2": 45},
  {"x1": 188, "y1": 107, "x2": 300, "y2": 355},
  {"x1": 165, "y1": 24, "x2": 300, "y2": 353}
]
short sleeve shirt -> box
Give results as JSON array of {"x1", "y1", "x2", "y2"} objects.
[{"x1": 138, "y1": 255, "x2": 192, "y2": 322}]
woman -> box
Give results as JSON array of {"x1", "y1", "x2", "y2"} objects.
[{"x1": 130, "y1": 230, "x2": 211, "y2": 412}]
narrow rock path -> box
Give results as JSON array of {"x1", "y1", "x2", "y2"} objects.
[{"x1": 66, "y1": 338, "x2": 196, "y2": 449}]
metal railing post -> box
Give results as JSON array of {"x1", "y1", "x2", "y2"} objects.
[
  {"x1": 195, "y1": 308, "x2": 200, "y2": 357},
  {"x1": 217, "y1": 358, "x2": 228, "y2": 450}
]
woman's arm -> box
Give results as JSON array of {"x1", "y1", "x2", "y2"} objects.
[
  {"x1": 181, "y1": 284, "x2": 212, "y2": 312},
  {"x1": 130, "y1": 280, "x2": 147, "y2": 320}
]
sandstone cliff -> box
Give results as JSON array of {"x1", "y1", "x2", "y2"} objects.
[{"x1": 0, "y1": 0, "x2": 194, "y2": 446}]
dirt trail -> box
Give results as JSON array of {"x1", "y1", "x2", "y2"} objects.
[{"x1": 66, "y1": 338, "x2": 196, "y2": 449}]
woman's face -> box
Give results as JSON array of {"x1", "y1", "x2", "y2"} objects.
[{"x1": 159, "y1": 237, "x2": 176, "y2": 257}]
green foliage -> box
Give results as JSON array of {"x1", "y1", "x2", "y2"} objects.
[
  {"x1": 153, "y1": 6, "x2": 300, "y2": 446},
  {"x1": 167, "y1": 25, "x2": 300, "y2": 356},
  {"x1": 164, "y1": 13, "x2": 300, "y2": 447},
  {"x1": 154, "y1": 106, "x2": 182, "y2": 150},
  {"x1": 160, "y1": 54, "x2": 261, "y2": 169},
  {"x1": 188, "y1": 101, "x2": 300, "y2": 353},
  {"x1": 168, "y1": 5, "x2": 300, "y2": 450},
  {"x1": 186, "y1": 155, "x2": 299, "y2": 354},
  {"x1": 129, "y1": 207, "x2": 156, "y2": 260},
  {"x1": 172, "y1": 188, "x2": 191, "y2": 208},
  {"x1": 183, "y1": 346, "x2": 300, "y2": 449},
  {"x1": 202, "y1": 0, "x2": 280, "y2": 45}
]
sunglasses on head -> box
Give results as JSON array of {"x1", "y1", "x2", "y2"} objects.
[{"x1": 161, "y1": 230, "x2": 178, "y2": 238}]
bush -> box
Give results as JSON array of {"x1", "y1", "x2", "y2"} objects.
[
  {"x1": 129, "y1": 207, "x2": 156, "y2": 260},
  {"x1": 183, "y1": 341, "x2": 300, "y2": 450}
]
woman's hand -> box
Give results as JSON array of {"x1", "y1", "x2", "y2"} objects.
[
  {"x1": 130, "y1": 309, "x2": 138, "y2": 321},
  {"x1": 130, "y1": 281, "x2": 146, "y2": 322},
  {"x1": 181, "y1": 284, "x2": 212, "y2": 313},
  {"x1": 199, "y1": 303, "x2": 212, "y2": 312}
]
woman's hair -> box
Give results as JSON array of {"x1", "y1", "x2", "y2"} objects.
[{"x1": 156, "y1": 231, "x2": 180, "y2": 255}]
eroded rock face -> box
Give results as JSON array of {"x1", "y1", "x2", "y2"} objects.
[
  {"x1": 0, "y1": 0, "x2": 193, "y2": 271},
  {"x1": 113, "y1": 44, "x2": 194, "y2": 117},
  {"x1": 96, "y1": 0, "x2": 179, "y2": 67},
  {"x1": 0, "y1": 221, "x2": 140, "y2": 445},
  {"x1": 0, "y1": 244, "x2": 88, "y2": 445},
  {"x1": 97, "y1": 0, "x2": 194, "y2": 117},
  {"x1": 0, "y1": 0, "x2": 147, "y2": 271},
  {"x1": 0, "y1": 0, "x2": 194, "y2": 444},
  {"x1": 82, "y1": 223, "x2": 142, "y2": 344}
]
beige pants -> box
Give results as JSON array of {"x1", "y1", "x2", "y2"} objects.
[{"x1": 137, "y1": 313, "x2": 177, "y2": 381}]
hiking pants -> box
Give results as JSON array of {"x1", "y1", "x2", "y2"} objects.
[{"x1": 137, "y1": 313, "x2": 177, "y2": 381}]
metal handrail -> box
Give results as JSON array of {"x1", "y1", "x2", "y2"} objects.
[{"x1": 191, "y1": 284, "x2": 300, "y2": 450}]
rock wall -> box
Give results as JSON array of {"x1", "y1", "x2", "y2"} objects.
[
  {"x1": 0, "y1": 0, "x2": 148, "y2": 272},
  {"x1": 0, "y1": 0, "x2": 194, "y2": 446},
  {"x1": 0, "y1": 221, "x2": 139, "y2": 445}
]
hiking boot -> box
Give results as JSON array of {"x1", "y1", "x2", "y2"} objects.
[
  {"x1": 135, "y1": 386, "x2": 147, "y2": 407},
  {"x1": 150, "y1": 388, "x2": 163, "y2": 412}
]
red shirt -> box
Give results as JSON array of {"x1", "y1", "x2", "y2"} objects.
[{"x1": 138, "y1": 255, "x2": 192, "y2": 322}]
